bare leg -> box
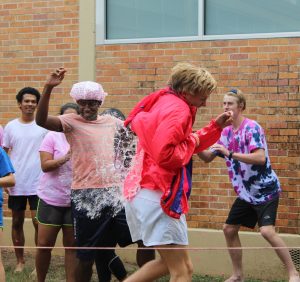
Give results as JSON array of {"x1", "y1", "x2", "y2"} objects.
[
  {"x1": 158, "y1": 246, "x2": 193, "y2": 282},
  {"x1": 11, "y1": 210, "x2": 25, "y2": 272},
  {"x1": 31, "y1": 210, "x2": 38, "y2": 246},
  {"x1": 223, "y1": 224, "x2": 244, "y2": 282},
  {"x1": 125, "y1": 245, "x2": 193, "y2": 282},
  {"x1": 62, "y1": 226, "x2": 78, "y2": 282},
  {"x1": 35, "y1": 224, "x2": 60, "y2": 282},
  {"x1": 260, "y1": 226, "x2": 300, "y2": 282},
  {"x1": 124, "y1": 257, "x2": 169, "y2": 282},
  {"x1": 0, "y1": 230, "x2": 6, "y2": 282}
]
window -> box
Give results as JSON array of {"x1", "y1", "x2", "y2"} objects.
[
  {"x1": 96, "y1": 0, "x2": 300, "y2": 44},
  {"x1": 205, "y1": 0, "x2": 300, "y2": 35},
  {"x1": 106, "y1": 0, "x2": 198, "y2": 39}
]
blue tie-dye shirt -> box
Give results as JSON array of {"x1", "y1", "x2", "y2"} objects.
[{"x1": 218, "y1": 118, "x2": 281, "y2": 205}]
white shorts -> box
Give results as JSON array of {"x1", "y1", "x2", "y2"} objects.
[{"x1": 125, "y1": 188, "x2": 188, "y2": 246}]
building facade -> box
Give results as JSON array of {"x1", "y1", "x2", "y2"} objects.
[{"x1": 0, "y1": 0, "x2": 299, "y2": 237}]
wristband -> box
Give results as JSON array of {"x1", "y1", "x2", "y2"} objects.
[{"x1": 228, "y1": 151, "x2": 234, "y2": 160}]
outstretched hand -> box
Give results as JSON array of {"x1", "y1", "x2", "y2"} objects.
[
  {"x1": 215, "y1": 111, "x2": 233, "y2": 129},
  {"x1": 45, "y1": 67, "x2": 66, "y2": 88}
]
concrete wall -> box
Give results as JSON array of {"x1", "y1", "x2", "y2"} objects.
[{"x1": 3, "y1": 218, "x2": 299, "y2": 280}]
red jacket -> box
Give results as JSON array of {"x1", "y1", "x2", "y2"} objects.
[{"x1": 124, "y1": 87, "x2": 222, "y2": 217}]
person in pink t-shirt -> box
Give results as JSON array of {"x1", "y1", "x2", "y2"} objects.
[
  {"x1": 36, "y1": 68, "x2": 151, "y2": 282},
  {"x1": 35, "y1": 103, "x2": 80, "y2": 282}
]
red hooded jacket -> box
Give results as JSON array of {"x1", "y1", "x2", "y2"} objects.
[{"x1": 124, "y1": 87, "x2": 222, "y2": 217}]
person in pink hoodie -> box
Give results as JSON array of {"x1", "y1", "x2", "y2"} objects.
[{"x1": 123, "y1": 63, "x2": 233, "y2": 282}]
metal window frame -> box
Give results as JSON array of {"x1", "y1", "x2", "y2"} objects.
[{"x1": 95, "y1": 0, "x2": 300, "y2": 45}]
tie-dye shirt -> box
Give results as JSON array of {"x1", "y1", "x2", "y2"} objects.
[{"x1": 218, "y1": 118, "x2": 281, "y2": 205}]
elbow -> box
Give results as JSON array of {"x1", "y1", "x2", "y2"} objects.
[
  {"x1": 7, "y1": 175, "x2": 15, "y2": 187},
  {"x1": 258, "y1": 157, "x2": 266, "y2": 166},
  {"x1": 41, "y1": 167, "x2": 52, "y2": 173},
  {"x1": 35, "y1": 117, "x2": 44, "y2": 127}
]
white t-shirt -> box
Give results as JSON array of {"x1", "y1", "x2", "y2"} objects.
[{"x1": 3, "y1": 119, "x2": 47, "y2": 196}]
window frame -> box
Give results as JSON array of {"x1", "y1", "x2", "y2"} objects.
[{"x1": 96, "y1": 0, "x2": 300, "y2": 45}]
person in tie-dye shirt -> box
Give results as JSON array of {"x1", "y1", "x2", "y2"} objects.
[{"x1": 198, "y1": 89, "x2": 300, "y2": 282}]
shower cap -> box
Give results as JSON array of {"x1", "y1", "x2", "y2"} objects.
[{"x1": 70, "y1": 81, "x2": 107, "y2": 102}]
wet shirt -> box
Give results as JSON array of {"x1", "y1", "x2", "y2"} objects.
[
  {"x1": 218, "y1": 118, "x2": 281, "y2": 205},
  {"x1": 59, "y1": 113, "x2": 135, "y2": 218}
]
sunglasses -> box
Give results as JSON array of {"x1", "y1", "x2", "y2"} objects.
[{"x1": 77, "y1": 100, "x2": 101, "y2": 107}]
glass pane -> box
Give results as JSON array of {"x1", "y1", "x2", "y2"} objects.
[
  {"x1": 106, "y1": 0, "x2": 198, "y2": 39},
  {"x1": 205, "y1": 0, "x2": 300, "y2": 35}
]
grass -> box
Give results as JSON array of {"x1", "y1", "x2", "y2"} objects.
[{"x1": 2, "y1": 250, "x2": 286, "y2": 282}]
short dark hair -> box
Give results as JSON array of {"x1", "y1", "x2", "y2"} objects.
[
  {"x1": 100, "y1": 108, "x2": 125, "y2": 121},
  {"x1": 59, "y1": 103, "x2": 80, "y2": 115},
  {"x1": 16, "y1": 87, "x2": 41, "y2": 103}
]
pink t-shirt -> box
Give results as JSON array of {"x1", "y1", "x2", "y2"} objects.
[
  {"x1": 37, "y1": 131, "x2": 72, "y2": 207},
  {"x1": 58, "y1": 113, "x2": 124, "y2": 190}
]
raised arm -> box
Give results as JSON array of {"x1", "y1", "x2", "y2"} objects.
[{"x1": 36, "y1": 68, "x2": 66, "y2": 132}]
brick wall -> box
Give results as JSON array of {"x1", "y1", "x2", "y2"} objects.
[
  {"x1": 1, "y1": 1, "x2": 299, "y2": 234},
  {"x1": 0, "y1": 0, "x2": 80, "y2": 216},
  {"x1": 96, "y1": 38, "x2": 300, "y2": 234}
]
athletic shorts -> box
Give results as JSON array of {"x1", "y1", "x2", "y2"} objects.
[
  {"x1": 36, "y1": 198, "x2": 73, "y2": 227},
  {"x1": 8, "y1": 195, "x2": 38, "y2": 211},
  {"x1": 125, "y1": 188, "x2": 188, "y2": 246},
  {"x1": 226, "y1": 196, "x2": 279, "y2": 228},
  {"x1": 72, "y1": 205, "x2": 133, "y2": 261}
]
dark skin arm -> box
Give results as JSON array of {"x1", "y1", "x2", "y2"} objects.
[{"x1": 36, "y1": 67, "x2": 66, "y2": 132}]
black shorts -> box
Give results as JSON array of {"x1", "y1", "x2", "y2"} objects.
[
  {"x1": 8, "y1": 195, "x2": 38, "y2": 211},
  {"x1": 72, "y1": 206, "x2": 133, "y2": 261},
  {"x1": 226, "y1": 196, "x2": 279, "y2": 229},
  {"x1": 36, "y1": 198, "x2": 73, "y2": 227}
]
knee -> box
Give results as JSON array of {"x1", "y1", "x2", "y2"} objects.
[
  {"x1": 185, "y1": 259, "x2": 193, "y2": 277},
  {"x1": 170, "y1": 259, "x2": 193, "y2": 280},
  {"x1": 12, "y1": 218, "x2": 24, "y2": 229},
  {"x1": 223, "y1": 224, "x2": 238, "y2": 238},
  {"x1": 260, "y1": 226, "x2": 276, "y2": 240}
]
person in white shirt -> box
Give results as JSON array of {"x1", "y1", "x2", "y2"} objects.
[{"x1": 3, "y1": 87, "x2": 47, "y2": 273}]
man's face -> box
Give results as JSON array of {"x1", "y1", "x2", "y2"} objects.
[
  {"x1": 223, "y1": 95, "x2": 242, "y2": 119},
  {"x1": 18, "y1": 94, "x2": 38, "y2": 115},
  {"x1": 77, "y1": 99, "x2": 101, "y2": 121},
  {"x1": 184, "y1": 91, "x2": 210, "y2": 108}
]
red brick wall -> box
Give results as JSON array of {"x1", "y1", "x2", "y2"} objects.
[
  {"x1": 1, "y1": 1, "x2": 299, "y2": 234},
  {"x1": 0, "y1": 0, "x2": 80, "y2": 216},
  {"x1": 96, "y1": 38, "x2": 300, "y2": 234}
]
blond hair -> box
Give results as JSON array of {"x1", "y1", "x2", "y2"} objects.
[
  {"x1": 225, "y1": 89, "x2": 246, "y2": 110},
  {"x1": 168, "y1": 63, "x2": 217, "y2": 97}
]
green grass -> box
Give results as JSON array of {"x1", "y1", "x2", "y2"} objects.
[{"x1": 3, "y1": 250, "x2": 286, "y2": 282}]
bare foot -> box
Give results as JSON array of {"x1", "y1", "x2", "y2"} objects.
[
  {"x1": 14, "y1": 262, "x2": 25, "y2": 273},
  {"x1": 224, "y1": 275, "x2": 244, "y2": 282},
  {"x1": 289, "y1": 274, "x2": 300, "y2": 282}
]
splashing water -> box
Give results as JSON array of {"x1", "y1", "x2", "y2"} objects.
[{"x1": 70, "y1": 122, "x2": 139, "y2": 219}]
